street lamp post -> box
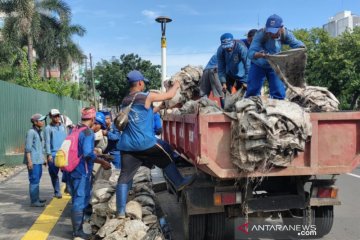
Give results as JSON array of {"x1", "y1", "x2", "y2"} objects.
[{"x1": 155, "y1": 16, "x2": 172, "y2": 91}]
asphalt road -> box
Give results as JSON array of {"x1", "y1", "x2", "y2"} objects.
[
  {"x1": 157, "y1": 165, "x2": 360, "y2": 240},
  {"x1": 0, "y1": 166, "x2": 359, "y2": 240}
]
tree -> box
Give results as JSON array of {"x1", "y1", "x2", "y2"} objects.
[
  {"x1": 94, "y1": 54, "x2": 161, "y2": 106},
  {"x1": 0, "y1": 0, "x2": 71, "y2": 78},
  {"x1": 293, "y1": 27, "x2": 360, "y2": 110}
]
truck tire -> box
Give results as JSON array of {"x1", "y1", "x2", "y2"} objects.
[
  {"x1": 206, "y1": 212, "x2": 226, "y2": 240},
  {"x1": 182, "y1": 194, "x2": 206, "y2": 240},
  {"x1": 282, "y1": 206, "x2": 334, "y2": 239},
  {"x1": 314, "y1": 206, "x2": 334, "y2": 237}
]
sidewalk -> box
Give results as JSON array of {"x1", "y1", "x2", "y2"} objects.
[
  {"x1": 0, "y1": 167, "x2": 168, "y2": 240},
  {"x1": 0, "y1": 166, "x2": 72, "y2": 240}
]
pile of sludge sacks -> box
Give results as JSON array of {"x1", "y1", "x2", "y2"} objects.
[
  {"x1": 163, "y1": 48, "x2": 339, "y2": 172},
  {"x1": 87, "y1": 166, "x2": 164, "y2": 240}
]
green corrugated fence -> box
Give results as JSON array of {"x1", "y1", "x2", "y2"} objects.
[{"x1": 0, "y1": 80, "x2": 89, "y2": 165}]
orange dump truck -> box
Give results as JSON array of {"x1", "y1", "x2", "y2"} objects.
[{"x1": 162, "y1": 111, "x2": 360, "y2": 240}]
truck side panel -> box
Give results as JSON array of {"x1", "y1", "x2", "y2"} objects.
[{"x1": 163, "y1": 112, "x2": 360, "y2": 179}]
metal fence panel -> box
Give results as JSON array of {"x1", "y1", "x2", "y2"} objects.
[{"x1": 0, "y1": 80, "x2": 89, "y2": 165}]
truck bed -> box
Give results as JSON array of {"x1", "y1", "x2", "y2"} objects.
[{"x1": 162, "y1": 112, "x2": 360, "y2": 179}]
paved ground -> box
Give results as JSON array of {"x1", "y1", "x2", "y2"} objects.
[
  {"x1": 0, "y1": 166, "x2": 65, "y2": 240},
  {"x1": 158, "y1": 166, "x2": 360, "y2": 240},
  {"x1": 0, "y1": 166, "x2": 359, "y2": 240}
]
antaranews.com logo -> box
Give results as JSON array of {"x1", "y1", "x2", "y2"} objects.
[{"x1": 235, "y1": 220, "x2": 317, "y2": 239}]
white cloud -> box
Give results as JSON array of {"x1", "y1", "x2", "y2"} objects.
[{"x1": 142, "y1": 10, "x2": 159, "y2": 20}]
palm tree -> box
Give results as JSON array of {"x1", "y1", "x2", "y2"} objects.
[
  {"x1": 0, "y1": 0, "x2": 71, "y2": 78},
  {"x1": 55, "y1": 19, "x2": 86, "y2": 79}
]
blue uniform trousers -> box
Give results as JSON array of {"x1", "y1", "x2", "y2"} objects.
[
  {"x1": 28, "y1": 164, "x2": 43, "y2": 203},
  {"x1": 69, "y1": 174, "x2": 91, "y2": 212},
  {"x1": 111, "y1": 152, "x2": 121, "y2": 169},
  {"x1": 245, "y1": 63, "x2": 286, "y2": 100},
  {"x1": 48, "y1": 154, "x2": 61, "y2": 196}
]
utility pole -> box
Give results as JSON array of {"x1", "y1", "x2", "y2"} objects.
[
  {"x1": 89, "y1": 53, "x2": 97, "y2": 110},
  {"x1": 156, "y1": 16, "x2": 172, "y2": 91},
  {"x1": 84, "y1": 56, "x2": 89, "y2": 101}
]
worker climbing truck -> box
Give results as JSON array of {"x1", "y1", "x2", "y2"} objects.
[{"x1": 162, "y1": 111, "x2": 360, "y2": 239}]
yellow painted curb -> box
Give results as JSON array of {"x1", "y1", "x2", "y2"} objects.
[{"x1": 22, "y1": 186, "x2": 71, "y2": 240}]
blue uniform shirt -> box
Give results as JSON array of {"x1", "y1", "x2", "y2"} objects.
[
  {"x1": 248, "y1": 29, "x2": 305, "y2": 69},
  {"x1": 117, "y1": 92, "x2": 156, "y2": 151},
  {"x1": 153, "y1": 112, "x2": 162, "y2": 136},
  {"x1": 23, "y1": 127, "x2": 45, "y2": 164},
  {"x1": 217, "y1": 40, "x2": 250, "y2": 84},
  {"x1": 204, "y1": 54, "x2": 218, "y2": 70},
  {"x1": 70, "y1": 126, "x2": 97, "y2": 177},
  {"x1": 44, "y1": 123, "x2": 67, "y2": 156},
  {"x1": 105, "y1": 123, "x2": 121, "y2": 155},
  {"x1": 241, "y1": 39, "x2": 251, "y2": 49}
]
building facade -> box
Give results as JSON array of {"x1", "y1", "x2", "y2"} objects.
[{"x1": 323, "y1": 11, "x2": 360, "y2": 37}]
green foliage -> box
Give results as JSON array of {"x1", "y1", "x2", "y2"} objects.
[
  {"x1": 293, "y1": 27, "x2": 360, "y2": 110},
  {"x1": 94, "y1": 54, "x2": 161, "y2": 106},
  {"x1": 0, "y1": 0, "x2": 85, "y2": 81}
]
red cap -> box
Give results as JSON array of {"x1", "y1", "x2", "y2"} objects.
[{"x1": 81, "y1": 107, "x2": 96, "y2": 119}]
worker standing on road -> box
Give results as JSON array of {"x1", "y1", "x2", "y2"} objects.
[
  {"x1": 241, "y1": 29, "x2": 257, "y2": 49},
  {"x1": 44, "y1": 109, "x2": 67, "y2": 199},
  {"x1": 199, "y1": 54, "x2": 225, "y2": 108},
  {"x1": 115, "y1": 70, "x2": 196, "y2": 219},
  {"x1": 68, "y1": 107, "x2": 111, "y2": 239},
  {"x1": 24, "y1": 113, "x2": 47, "y2": 207},
  {"x1": 217, "y1": 33, "x2": 250, "y2": 93},
  {"x1": 245, "y1": 14, "x2": 305, "y2": 100}
]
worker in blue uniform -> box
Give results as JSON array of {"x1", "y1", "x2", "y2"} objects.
[
  {"x1": 24, "y1": 113, "x2": 46, "y2": 207},
  {"x1": 44, "y1": 109, "x2": 67, "y2": 199},
  {"x1": 116, "y1": 70, "x2": 196, "y2": 219},
  {"x1": 217, "y1": 33, "x2": 250, "y2": 93},
  {"x1": 245, "y1": 14, "x2": 305, "y2": 100},
  {"x1": 103, "y1": 112, "x2": 122, "y2": 169},
  {"x1": 24, "y1": 113, "x2": 47, "y2": 207},
  {"x1": 68, "y1": 107, "x2": 111, "y2": 239},
  {"x1": 241, "y1": 29, "x2": 257, "y2": 49}
]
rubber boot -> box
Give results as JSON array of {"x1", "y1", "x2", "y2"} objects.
[
  {"x1": 116, "y1": 184, "x2": 128, "y2": 219},
  {"x1": 29, "y1": 184, "x2": 45, "y2": 207},
  {"x1": 163, "y1": 162, "x2": 196, "y2": 191},
  {"x1": 71, "y1": 211, "x2": 90, "y2": 239}
]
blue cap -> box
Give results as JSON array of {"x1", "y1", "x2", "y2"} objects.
[
  {"x1": 127, "y1": 70, "x2": 149, "y2": 83},
  {"x1": 266, "y1": 14, "x2": 283, "y2": 34},
  {"x1": 95, "y1": 112, "x2": 107, "y2": 129},
  {"x1": 220, "y1": 33, "x2": 234, "y2": 49}
]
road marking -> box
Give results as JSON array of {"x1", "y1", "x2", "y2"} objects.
[
  {"x1": 21, "y1": 186, "x2": 71, "y2": 240},
  {"x1": 347, "y1": 173, "x2": 360, "y2": 179}
]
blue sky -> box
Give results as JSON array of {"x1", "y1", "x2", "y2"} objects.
[{"x1": 68, "y1": 0, "x2": 360, "y2": 76}]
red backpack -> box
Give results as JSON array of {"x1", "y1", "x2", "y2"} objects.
[{"x1": 55, "y1": 126, "x2": 87, "y2": 172}]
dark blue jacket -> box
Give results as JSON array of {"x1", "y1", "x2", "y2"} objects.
[{"x1": 217, "y1": 40, "x2": 250, "y2": 84}]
